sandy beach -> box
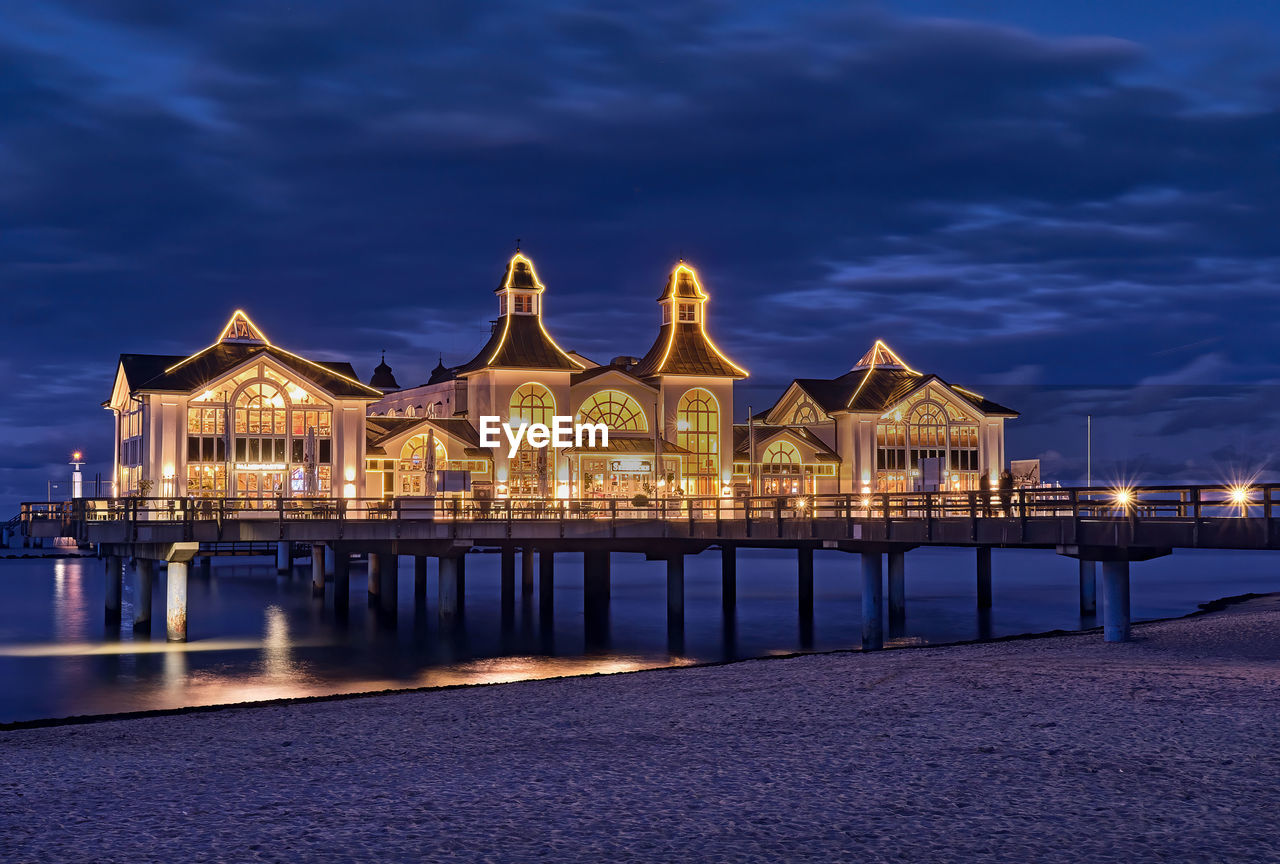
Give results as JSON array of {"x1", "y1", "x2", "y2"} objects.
[{"x1": 3, "y1": 596, "x2": 1279, "y2": 863}]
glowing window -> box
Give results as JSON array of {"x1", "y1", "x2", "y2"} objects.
[
  {"x1": 763, "y1": 441, "x2": 802, "y2": 473},
  {"x1": 577, "y1": 390, "x2": 648, "y2": 432},
  {"x1": 509, "y1": 383, "x2": 556, "y2": 427},
  {"x1": 235, "y1": 382, "x2": 287, "y2": 435},
  {"x1": 676, "y1": 388, "x2": 718, "y2": 495}
]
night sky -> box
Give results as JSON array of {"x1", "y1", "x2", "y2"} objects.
[{"x1": 4, "y1": 1, "x2": 1280, "y2": 510}]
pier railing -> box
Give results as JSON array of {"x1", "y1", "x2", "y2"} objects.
[{"x1": 18, "y1": 483, "x2": 1276, "y2": 533}]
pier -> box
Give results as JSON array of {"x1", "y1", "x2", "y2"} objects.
[{"x1": 18, "y1": 483, "x2": 1278, "y2": 647}]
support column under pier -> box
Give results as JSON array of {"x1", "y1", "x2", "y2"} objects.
[
  {"x1": 276, "y1": 541, "x2": 291, "y2": 574},
  {"x1": 367, "y1": 553, "x2": 382, "y2": 598},
  {"x1": 1079, "y1": 560, "x2": 1098, "y2": 616},
  {"x1": 133, "y1": 558, "x2": 154, "y2": 630},
  {"x1": 861, "y1": 552, "x2": 883, "y2": 651},
  {"x1": 976, "y1": 547, "x2": 993, "y2": 610},
  {"x1": 414, "y1": 556, "x2": 428, "y2": 600},
  {"x1": 332, "y1": 552, "x2": 350, "y2": 612},
  {"x1": 1102, "y1": 560, "x2": 1130, "y2": 643},
  {"x1": 379, "y1": 555, "x2": 399, "y2": 620},
  {"x1": 667, "y1": 553, "x2": 685, "y2": 653},
  {"x1": 438, "y1": 556, "x2": 461, "y2": 623},
  {"x1": 584, "y1": 550, "x2": 608, "y2": 648},
  {"x1": 166, "y1": 561, "x2": 188, "y2": 642},
  {"x1": 888, "y1": 550, "x2": 906, "y2": 621},
  {"x1": 721, "y1": 545, "x2": 736, "y2": 611},
  {"x1": 522, "y1": 547, "x2": 536, "y2": 596},
  {"x1": 501, "y1": 547, "x2": 516, "y2": 613},
  {"x1": 105, "y1": 555, "x2": 123, "y2": 622},
  {"x1": 798, "y1": 547, "x2": 814, "y2": 617},
  {"x1": 539, "y1": 548, "x2": 554, "y2": 622},
  {"x1": 311, "y1": 544, "x2": 325, "y2": 595}
]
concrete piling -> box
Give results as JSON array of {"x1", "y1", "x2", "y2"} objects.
[
  {"x1": 133, "y1": 558, "x2": 154, "y2": 629},
  {"x1": 798, "y1": 547, "x2": 814, "y2": 617},
  {"x1": 332, "y1": 551, "x2": 350, "y2": 611},
  {"x1": 367, "y1": 553, "x2": 382, "y2": 597},
  {"x1": 890, "y1": 555, "x2": 911, "y2": 622},
  {"x1": 438, "y1": 556, "x2": 460, "y2": 623},
  {"x1": 414, "y1": 556, "x2": 428, "y2": 599},
  {"x1": 976, "y1": 547, "x2": 993, "y2": 609},
  {"x1": 379, "y1": 555, "x2": 398, "y2": 620},
  {"x1": 721, "y1": 544, "x2": 736, "y2": 611},
  {"x1": 1102, "y1": 560, "x2": 1131, "y2": 642},
  {"x1": 522, "y1": 547, "x2": 536, "y2": 595},
  {"x1": 861, "y1": 552, "x2": 883, "y2": 651},
  {"x1": 166, "y1": 561, "x2": 188, "y2": 642},
  {"x1": 501, "y1": 547, "x2": 516, "y2": 610},
  {"x1": 311, "y1": 544, "x2": 325, "y2": 595},
  {"x1": 105, "y1": 555, "x2": 123, "y2": 622},
  {"x1": 1079, "y1": 560, "x2": 1098, "y2": 615},
  {"x1": 667, "y1": 554, "x2": 685, "y2": 627},
  {"x1": 276, "y1": 541, "x2": 291, "y2": 574}
]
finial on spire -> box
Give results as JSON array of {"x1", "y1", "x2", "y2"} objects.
[{"x1": 515, "y1": 237, "x2": 521, "y2": 252}]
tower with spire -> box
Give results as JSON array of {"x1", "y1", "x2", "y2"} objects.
[{"x1": 369, "y1": 352, "x2": 400, "y2": 392}]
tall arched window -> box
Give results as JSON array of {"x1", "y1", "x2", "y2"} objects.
[
  {"x1": 908, "y1": 401, "x2": 947, "y2": 469},
  {"x1": 577, "y1": 390, "x2": 648, "y2": 432},
  {"x1": 676, "y1": 388, "x2": 719, "y2": 496},
  {"x1": 399, "y1": 434, "x2": 448, "y2": 495},
  {"x1": 508, "y1": 383, "x2": 556, "y2": 496}
]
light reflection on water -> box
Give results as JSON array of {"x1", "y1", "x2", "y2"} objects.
[{"x1": 0, "y1": 547, "x2": 1277, "y2": 724}]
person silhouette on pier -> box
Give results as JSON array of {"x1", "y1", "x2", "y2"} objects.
[
  {"x1": 999, "y1": 470, "x2": 1014, "y2": 517},
  {"x1": 979, "y1": 472, "x2": 993, "y2": 517}
]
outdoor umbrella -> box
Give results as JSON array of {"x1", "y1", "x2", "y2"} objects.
[{"x1": 425, "y1": 428, "x2": 437, "y2": 497}]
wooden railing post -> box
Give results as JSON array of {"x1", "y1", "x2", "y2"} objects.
[{"x1": 610, "y1": 497, "x2": 618, "y2": 539}]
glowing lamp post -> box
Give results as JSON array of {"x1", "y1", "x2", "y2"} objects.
[{"x1": 70, "y1": 451, "x2": 85, "y2": 499}]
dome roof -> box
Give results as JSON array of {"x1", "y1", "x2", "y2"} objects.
[
  {"x1": 494, "y1": 251, "x2": 546, "y2": 294},
  {"x1": 369, "y1": 353, "x2": 399, "y2": 390}
]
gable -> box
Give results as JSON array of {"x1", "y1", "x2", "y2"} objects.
[{"x1": 880, "y1": 380, "x2": 981, "y2": 424}]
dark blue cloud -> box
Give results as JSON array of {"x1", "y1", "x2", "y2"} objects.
[{"x1": 2, "y1": 0, "x2": 1279, "y2": 508}]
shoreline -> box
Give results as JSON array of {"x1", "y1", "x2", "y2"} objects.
[
  {"x1": 5, "y1": 592, "x2": 1280, "y2": 861},
  {"x1": 3, "y1": 589, "x2": 1272, "y2": 733}
]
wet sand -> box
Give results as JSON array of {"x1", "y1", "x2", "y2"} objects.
[{"x1": 3, "y1": 596, "x2": 1279, "y2": 862}]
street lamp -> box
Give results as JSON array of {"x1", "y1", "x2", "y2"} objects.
[{"x1": 70, "y1": 450, "x2": 85, "y2": 499}]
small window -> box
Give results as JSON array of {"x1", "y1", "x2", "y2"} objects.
[
  {"x1": 678, "y1": 303, "x2": 695, "y2": 322},
  {"x1": 499, "y1": 295, "x2": 508, "y2": 316},
  {"x1": 514, "y1": 294, "x2": 533, "y2": 314}
]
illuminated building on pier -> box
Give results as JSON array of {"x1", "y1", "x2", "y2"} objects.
[{"x1": 104, "y1": 251, "x2": 1016, "y2": 503}]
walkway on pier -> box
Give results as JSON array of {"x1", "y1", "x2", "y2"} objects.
[{"x1": 18, "y1": 483, "x2": 1280, "y2": 647}]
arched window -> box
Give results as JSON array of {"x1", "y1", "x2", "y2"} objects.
[
  {"x1": 508, "y1": 383, "x2": 556, "y2": 496},
  {"x1": 763, "y1": 440, "x2": 802, "y2": 470},
  {"x1": 908, "y1": 402, "x2": 947, "y2": 475},
  {"x1": 791, "y1": 401, "x2": 819, "y2": 425},
  {"x1": 676, "y1": 388, "x2": 719, "y2": 496},
  {"x1": 509, "y1": 383, "x2": 556, "y2": 427},
  {"x1": 235, "y1": 382, "x2": 287, "y2": 435},
  {"x1": 399, "y1": 434, "x2": 447, "y2": 495},
  {"x1": 577, "y1": 390, "x2": 648, "y2": 432}
]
